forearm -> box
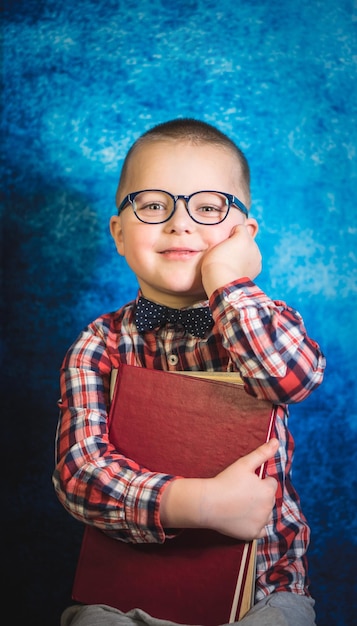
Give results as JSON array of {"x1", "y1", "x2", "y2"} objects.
[
  {"x1": 210, "y1": 279, "x2": 326, "y2": 404},
  {"x1": 53, "y1": 400, "x2": 173, "y2": 543},
  {"x1": 53, "y1": 336, "x2": 175, "y2": 544}
]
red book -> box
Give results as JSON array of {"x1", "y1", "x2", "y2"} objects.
[{"x1": 72, "y1": 364, "x2": 277, "y2": 625}]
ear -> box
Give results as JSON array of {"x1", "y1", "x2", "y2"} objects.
[
  {"x1": 245, "y1": 217, "x2": 259, "y2": 239},
  {"x1": 109, "y1": 215, "x2": 125, "y2": 256}
]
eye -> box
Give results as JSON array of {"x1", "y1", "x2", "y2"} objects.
[
  {"x1": 197, "y1": 204, "x2": 225, "y2": 214},
  {"x1": 134, "y1": 192, "x2": 171, "y2": 215},
  {"x1": 190, "y1": 192, "x2": 228, "y2": 217},
  {"x1": 139, "y1": 201, "x2": 166, "y2": 212}
]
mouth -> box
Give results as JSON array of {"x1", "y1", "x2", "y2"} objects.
[{"x1": 159, "y1": 248, "x2": 199, "y2": 259}]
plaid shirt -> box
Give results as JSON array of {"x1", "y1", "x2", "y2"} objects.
[{"x1": 53, "y1": 278, "x2": 325, "y2": 601}]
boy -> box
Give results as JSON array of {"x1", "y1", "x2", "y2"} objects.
[{"x1": 53, "y1": 118, "x2": 325, "y2": 626}]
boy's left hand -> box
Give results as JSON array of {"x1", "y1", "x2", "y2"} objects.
[{"x1": 201, "y1": 224, "x2": 262, "y2": 296}]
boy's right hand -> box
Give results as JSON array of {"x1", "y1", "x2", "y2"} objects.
[
  {"x1": 160, "y1": 438, "x2": 279, "y2": 541},
  {"x1": 200, "y1": 438, "x2": 279, "y2": 540}
]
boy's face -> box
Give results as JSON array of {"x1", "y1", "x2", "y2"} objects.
[{"x1": 110, "y1": 140, "x2": 258, "y2": 308}]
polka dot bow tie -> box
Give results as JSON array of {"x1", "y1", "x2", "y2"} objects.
[{"x1": 135, "y1": 296, "x2": 214, "y2": 338}]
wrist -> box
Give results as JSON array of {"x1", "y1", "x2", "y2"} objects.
[
  {"x1": 159, "y1": 477, "x2": 205, "y2": 529},
  {"x1": 202, "y1": 266, "x2": 241, "y2": 298}
]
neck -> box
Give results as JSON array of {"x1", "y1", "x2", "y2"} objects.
[{"x1": 139, "y1": 290, "x2": 207, "y2": 309}]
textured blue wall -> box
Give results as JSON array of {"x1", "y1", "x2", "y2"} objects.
[{"x1": 3, "y1": 1, "x2": 357, "y2": 625}]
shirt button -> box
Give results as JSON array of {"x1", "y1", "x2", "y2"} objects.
[
  {"x1": 167, "y1": 354, "x2": 179, "y2": 366},
  {"x1": 225, "y1": 291, "x2": 240, "y2": 303}
]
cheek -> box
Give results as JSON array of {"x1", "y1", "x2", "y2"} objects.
[
  {"x1": 121, "y1": 227, "x2": 155, "y2": 262},
  {"x1": 204, "y1": 225, "x2": 233, "y2": 248},
  {"x1": 122, "y1": 224, "x2": 151, "y2": 249}
]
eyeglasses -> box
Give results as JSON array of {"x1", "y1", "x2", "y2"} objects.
[{"x1": 116, "y1": 189, "x2": 249, "y2": 225}]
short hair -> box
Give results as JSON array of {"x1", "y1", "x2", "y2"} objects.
[{"x1": 116, "y1": 118, "x2": 251, "y2": 205}]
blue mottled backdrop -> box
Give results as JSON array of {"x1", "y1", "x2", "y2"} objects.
[{"x1": 2, "y1": 1, "x2": 357, "y2": 624}]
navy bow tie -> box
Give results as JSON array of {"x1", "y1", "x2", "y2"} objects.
[{"x1": 135, "y1": 296, "x2": 214, "y2": 338}]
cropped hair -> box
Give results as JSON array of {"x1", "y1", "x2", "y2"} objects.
[{"x1": 116, "y1": 118, "x2": 251, "y2": 205}]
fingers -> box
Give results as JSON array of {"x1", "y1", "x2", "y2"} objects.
[
  {"x1": 243, "y1": 438, "x2": 280, "y2": 473},
  {"x1": 229, "y1": 221, "x2": 258, "y2": 239},
  {"x1": 229, "y1": 223, "x2": 247, "y2": 237}
]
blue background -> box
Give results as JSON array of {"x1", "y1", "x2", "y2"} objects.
[{"x1": 2, "y1": 1, "x2": 357, "y2": 624}]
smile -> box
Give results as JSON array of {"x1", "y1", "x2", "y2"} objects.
[{"x1": 159, "y1": 249, "x2": 199, "y2": 258}]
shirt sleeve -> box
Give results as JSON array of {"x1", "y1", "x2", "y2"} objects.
[
  {"x1": 52, "y1": 319, "x2": 176, "y2": 544},
  {"x1": 210, "y1": 278, "x2": 326, "y2": 404}
]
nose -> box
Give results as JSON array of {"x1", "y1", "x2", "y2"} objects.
[{"x1": 164, "y1": 198, "x2": 194, "y2": 232}]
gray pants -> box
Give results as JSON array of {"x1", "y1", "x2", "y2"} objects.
[{"x1": 61, "y1": 593, "x2": 316, "y2": 626}]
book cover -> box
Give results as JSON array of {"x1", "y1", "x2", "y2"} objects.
[{"x1": 72, "y1": 364, "x2": 276, "y2": 625}]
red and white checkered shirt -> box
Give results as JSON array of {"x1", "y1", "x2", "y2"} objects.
[{"x1": 53, "y1": 278, "x2": 325, "y2": 601}]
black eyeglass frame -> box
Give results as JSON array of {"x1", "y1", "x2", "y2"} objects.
[{"x1": 116, "y1": 189, "x2": 249, "y2": 224}]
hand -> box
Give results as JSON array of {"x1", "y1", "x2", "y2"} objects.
[
  {"x1": 199, "y1": 438, "x2": 279, "y2": 540},
  {"x1": 160, "y1": 439, "x2": 279, "y2": 541},
  {"x1": 201, "y1": 224, "x2": 262, "y2": 297}
]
